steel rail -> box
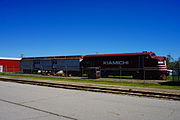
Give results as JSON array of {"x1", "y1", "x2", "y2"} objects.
[{"x1": 0, "y1": 78, "x2": 180, "y2": 101}]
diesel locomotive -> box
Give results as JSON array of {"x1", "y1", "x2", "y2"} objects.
[
  {"x1": 20, "y1": 55, "x2": 83, "y2": 76},
  {"x1": 20, "y1": 51, "x2": 168, "y2": 79},
  {"x1": 81, "y1": 52, "x2": 168, "y2": 79}
]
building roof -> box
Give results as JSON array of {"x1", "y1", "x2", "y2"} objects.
[{"x1": 0, "y1": 57, "x2": 21, "y2": 60}]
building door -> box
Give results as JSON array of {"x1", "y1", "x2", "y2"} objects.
[{"x1": 0, "y1": 66, "x2": 3, "y2": 72}]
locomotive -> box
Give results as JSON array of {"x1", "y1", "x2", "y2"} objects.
[
  {"x1": 20, "y1": 55, "x2": 83, "y2": 76},
  {"x1": 81, "y1": 51, "x2": 168, "y2": 79},
  {"x1": 20, "y1": 51, "x2": 168, "y2": 79}
]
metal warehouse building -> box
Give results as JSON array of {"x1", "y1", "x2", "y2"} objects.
[{"x1": 0, "y1": 57, "x2": 22, "y2": 72}]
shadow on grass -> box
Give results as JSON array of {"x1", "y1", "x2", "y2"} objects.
[
  {"x1": 159, "y1": 81, "x2": 180, "y2": 86},
  {"x1": 100, "y1": 75, "x2": 134, "y2": 79}
]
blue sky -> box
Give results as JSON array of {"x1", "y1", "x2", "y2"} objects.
[{"x1": 0, "y1": 0, "x2": 179, "y2": 59}]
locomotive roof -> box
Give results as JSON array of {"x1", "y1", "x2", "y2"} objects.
[
  {"x1": 84, "y1": 52, "x2": 155, "y2": 57},
  {"x1": 22, "y1": 55, "x2": 83, "y2": 60}
]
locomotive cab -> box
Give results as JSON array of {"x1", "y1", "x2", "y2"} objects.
[{"x1": 140, "y1": 53, "x2": 168, "y2": 79}]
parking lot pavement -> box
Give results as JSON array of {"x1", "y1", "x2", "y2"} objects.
[
  {"x1": 0, "y1": 99, "x2": 70, "y2": 120},
  {"x1": 0, "y1": 81, "x2": 180, "y2": 120}
]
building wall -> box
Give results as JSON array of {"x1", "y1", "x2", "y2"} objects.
[{"x1": 0, "y1": 59, "x2": 22, "y2": 72}]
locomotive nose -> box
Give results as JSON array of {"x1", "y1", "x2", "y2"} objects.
[{"x1": 151, "y1": 56, "x2": 166, "y2": 62}]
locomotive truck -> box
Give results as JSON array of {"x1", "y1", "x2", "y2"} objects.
[{"x1": 20, "y1": 51, "x2": 168, "y2": 79}]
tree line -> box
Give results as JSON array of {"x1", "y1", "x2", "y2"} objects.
[{"x1": 166, "y1": 55, "x2": 180, "y2": 69}]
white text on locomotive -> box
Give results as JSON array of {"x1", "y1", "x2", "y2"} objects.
[{"x1": 103, "y1": 61, "x2": 129, "y2": 65}]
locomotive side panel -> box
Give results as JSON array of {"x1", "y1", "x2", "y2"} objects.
[
  {"x1": 55, "y1": 59, "x2": 81, "y2": 72},
  {"x1": 21, "y1": 56, "x2": 82, "y2": 75},
  {"x1": 39, "y1": 60, "x2": 53, "y2": 71},
  {"x1": 20, "y1": 60, "x2": 34, "y2": 73},
  {"x1": 81, "y1": 55, "x2": 145, "y2": 71},
  {"x1": 101, "y1": 55, "x2": 140, "y2": 70}
]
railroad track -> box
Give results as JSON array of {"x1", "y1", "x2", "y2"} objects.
[{"x1": 0, "y1": 78, "x2": 180, "y2": 101}]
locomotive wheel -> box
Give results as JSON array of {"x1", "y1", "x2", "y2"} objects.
[{"x1": 160, "y1": 74, "x2": 167, "y2": 80}]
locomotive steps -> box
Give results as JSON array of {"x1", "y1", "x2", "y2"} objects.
[{"x1": 0, "y1": 75, "x2": 180, "y2": 101}]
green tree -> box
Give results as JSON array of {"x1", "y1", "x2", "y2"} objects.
[
  {"x1": 166, "y1": 54, "x2": 174, "y2": 69},
  {"x1": 167, "y1": 54, "x2": 174, "y2": 63},
  {"x1": 174, "y1": 58, "x2": 180, "y2": 68}
]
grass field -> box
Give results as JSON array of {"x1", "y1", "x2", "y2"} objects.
[{"x1": 0, "y1": 73, "x2": 180, "y2": 90}]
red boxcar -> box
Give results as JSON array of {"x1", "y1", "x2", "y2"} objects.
[
  {"x1": 81, "y1": 52, "x2": 168, "y2": 79},
  {"x1": 0, "y1": 57, "x2": 22, "y2": 72}
]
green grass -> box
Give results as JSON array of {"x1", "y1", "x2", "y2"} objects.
[
  {"x1": 0, "y1": 73, "x2": 180, "y2": 90},
  {"x1": 166, "y1": 76, "x2": 173, "y2": 80},
  {"x1": 166, "y1": 76, "x2": 180, "y2": 81},
  {"x1": 108, "y1": 75, "x2": 133, "y2": 79}
]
